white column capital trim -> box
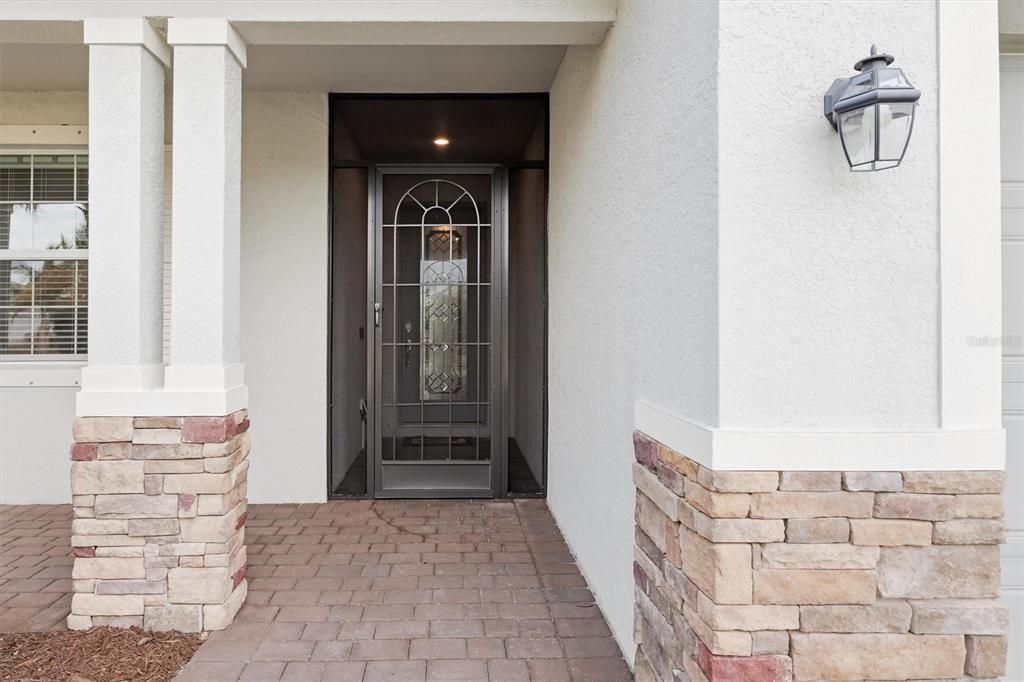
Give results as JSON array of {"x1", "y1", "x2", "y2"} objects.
[
  {"x1": 83, "y1": 18, "x2": 171, "y2": 67},
  {"x1": 80, "y1": 364, "x2": 164, "y2": 392},
  {"x1": 167, "y1": 18, "x2": 247, "y2": 68},
  {"x1": 164, "y1": 363, "x2": 246, "y2": 393},
  {"x1": 75, "y1": 365, "x2": 249, "y2": 416},
  {"x1": 635, "y1": 400, "x2": 1007, "y2": 472}
]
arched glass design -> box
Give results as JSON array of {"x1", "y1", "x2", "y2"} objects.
[
  {"x1": 393, "y1": 179, "x2": 479, "y2": 402},
  {"x1": 377, "y1": 171, "x2": 495, "y2": 493}
]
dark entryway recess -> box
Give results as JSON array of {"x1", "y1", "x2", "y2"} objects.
[{"x1": 328, "y1": 94, "x2": 548, "y2": 499}]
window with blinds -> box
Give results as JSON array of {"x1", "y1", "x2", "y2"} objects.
[{"x1": 0, "y1": 153, "x2": 89, "y2": 359}]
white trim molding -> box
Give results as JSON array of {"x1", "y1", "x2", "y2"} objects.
[
  {"x1": 636, "y1": 400, "x2": 1006, "y2": 472},
  {"x1": 163, "y1": 363, "x2": 246, "y2": 393},
  {"x1": 2, "y1": 2, "x2": 616, "y2": 46},
  {"x1": 80, "y1": 364, "x2": 163, "y2": 392},
  {"x1": 83, "y1": 18, "x2": 171, "y2": 67},
  {"x1": 76, "y1": 364, "x2": 248, "y2": 416},
  {"x1": 75, "y1": 386, "x2": 249, "y2": 417},
  {"x1": 167, "y1": 18, "x2": 247, "y2": 68},
  {"x1": 0, "y1": 125, "x2": 88, "y2": 146},
  {"x1": 937, "y1": 0, "x2": 1004, "y2": 430},
  {"x1": 0, "y1": 361, "x2": 84, "y2": 387}
]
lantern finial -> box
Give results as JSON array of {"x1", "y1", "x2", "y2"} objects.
[{"x1": 855, "y1": 45, "x2": 894, "y2": 71}]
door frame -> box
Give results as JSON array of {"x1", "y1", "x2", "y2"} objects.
[
  {"x1": 326, "y1": 92, "x2": 551, "y2": 501},
  {"x1": 367, "y1": 164, "x2": 509, "y2": 498}
]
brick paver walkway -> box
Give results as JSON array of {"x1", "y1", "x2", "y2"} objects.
[
  {"x1": 0, "y1": 500, "x2": 631, "y2": 681},
  {"x1": 0, "y1": 504, "x2": 73, "y2": 632}
]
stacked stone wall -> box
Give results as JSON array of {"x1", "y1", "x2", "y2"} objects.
[
  {"x1": 631, "y1": 432, "x2": 1007, "y2": 682},
  {"x1": 68, "y1": 410, "x2": 250, "y2": 632}
]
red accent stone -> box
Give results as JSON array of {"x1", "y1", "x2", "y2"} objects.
[
  {"x1": 633, "y1": 560, "x2": 650, "y2": 594},
  {"x1": 182, "y1": 410, "x2": 250, "y2": 443},
  {"x1": 178, "y1": 494, "x2": 195, "y2": 511},
  {"x1": 182, "y1": 416, "x2": 235, "y2": 443},
  {"x1": 72, "y1": 546, "x2": 96, "y2": 558},
  {"x1": 70, "y1": 443, "x2": 98, "y2": 461},
  {"x1": 697, "y1": 642, "x2": 793, "y2": 682},
  {"x1": 232, "y1": 566, "x2": 246, "y2": 588},
  {"x1": 656, "y1": 459, "x2": 685, "y2": 494},
  {"x1": 633, "y1": 431, "x2": 658, "y2": 472},
  {"x1": 235, "y1": 511, "x2": 248, "y2": 530}
]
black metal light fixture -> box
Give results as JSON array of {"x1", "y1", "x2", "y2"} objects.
[{"x1": 824, "y1": 45, "x2": 921, "y2": 171}]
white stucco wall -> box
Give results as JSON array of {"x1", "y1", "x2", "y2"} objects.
[
  {"x1": 547, "y1": 0, "x2": 719, "y2": 660},
  {"x1": 240, "y1": 91, "x2": 329, "y2": 504},
  {"x1": 717, "y1": 1, "x2": 940, "y2": 430},
  {"x1": 0, "y1": 90, "x2": 329, "y2": 504},
  {"x1": 546, "y1": 0, "x2": 980, "y2": 660},
  {"x1": 0, "y1": 385, "x2": 76, "y2": 503}
]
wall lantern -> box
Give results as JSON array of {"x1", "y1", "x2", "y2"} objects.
[{"x1": 824, "y1": 45, "x2": 921, "y2": 171}]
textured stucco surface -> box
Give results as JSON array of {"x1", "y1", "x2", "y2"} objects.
[
  {"x1": 239, "y1": 92, "x2": 329, "y2": 504},
  {"x1": 0, "y1": 386, "x2": 75, "y2": 503},
  {"x1": 87, "y1": 44, "x2": 165, "y2": 369},
  {"x1": 547, "y1": 0, "x2": 719, "y2": 662},
  {"x1": 170, "y1": 45, "x2": 243, "y2": 369},
  {"x1": 717, "y1": 1, "x2": 940, "y2": 430}
]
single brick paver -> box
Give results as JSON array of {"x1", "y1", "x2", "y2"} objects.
[
  {"x1": 1, "y1": 500, "x2": 631, "y2": 680},
  {"x1": 364, "y1": 659, "x2": 427, "y2": 682},
  {"x1": 238, "y1": 660, "x2": 287, "y2": 681}
]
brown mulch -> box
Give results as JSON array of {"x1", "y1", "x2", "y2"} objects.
[{"x1": 0, "y1": 628, "x2": 203, "y2": 682}]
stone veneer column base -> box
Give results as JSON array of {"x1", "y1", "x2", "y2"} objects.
[
  {"x1": 631, "y1": 431, "x2": 1007, "y2": 682},
  {"x1": 67, "y1": 410, "x2": 250, "y2": 632}
]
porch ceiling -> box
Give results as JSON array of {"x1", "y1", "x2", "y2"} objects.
[
  {"x1": 0, "y1": 42, "x2": 568, "y2": 93},
  {"x1": 0, "y1": 2, "x2": 615, "y2": 43},
  {"x1": 0, "y1": 8, "x2": 581, "y2": 93},
  {"x1": 243, "y1": 45, "x2": 567, "y2": 93}
]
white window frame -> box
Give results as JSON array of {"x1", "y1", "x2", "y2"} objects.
[{"x1": 0, "y1": 143, "x2": 89, "y2": 386}]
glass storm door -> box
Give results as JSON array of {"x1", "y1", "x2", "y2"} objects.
[{"x1": 372, "y1": 168, "x2": 502, "y2": 496}]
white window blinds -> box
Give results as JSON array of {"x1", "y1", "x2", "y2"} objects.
[{"x1": 0, "y1": 152, "x2": 89, "y2": 359}]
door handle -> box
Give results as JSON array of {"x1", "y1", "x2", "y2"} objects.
[{"x1": 374, "y1": 302, "x2": 382, "y2": 327}]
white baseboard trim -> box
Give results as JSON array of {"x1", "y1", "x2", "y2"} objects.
[
  {"x1": 0, "y1": 361, "x2": 85, "y2": 387},
  {"x1": 635, "y1": 400, "x2": 1006, "y2": 471}
]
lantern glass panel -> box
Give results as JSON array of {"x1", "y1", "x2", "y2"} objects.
[
  {"x1": 878, "y1": 102, "x2": 915, "y2": 162},
  {"x1": 838, "y1": 106, "x2": 875, "y2": 167},
  {"x1": 876, "y1": 68, "x2": 911, "y2": 89},
  {"x1": 843, "y1": 72, "x2": 876, "y2": 99}
]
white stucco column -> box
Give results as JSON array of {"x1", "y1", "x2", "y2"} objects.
[
  {"x1": 631, "y1": 2, "x2": 1004, "y2": 473},
  {"x1": 165, "y1": 19, "x2": 248, "y2": 414},
  {"x1": 77, "y1": 19, "x2": 169, "y2": 415}
]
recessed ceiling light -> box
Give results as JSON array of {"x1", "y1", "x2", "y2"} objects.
[{"x1": 433, "y1": 137, "x2": 450, "y2": 147}]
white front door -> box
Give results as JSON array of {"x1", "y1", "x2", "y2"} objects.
[{"x1": 1000, "y1": 52, "x2": 1024, "y2": 682}]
